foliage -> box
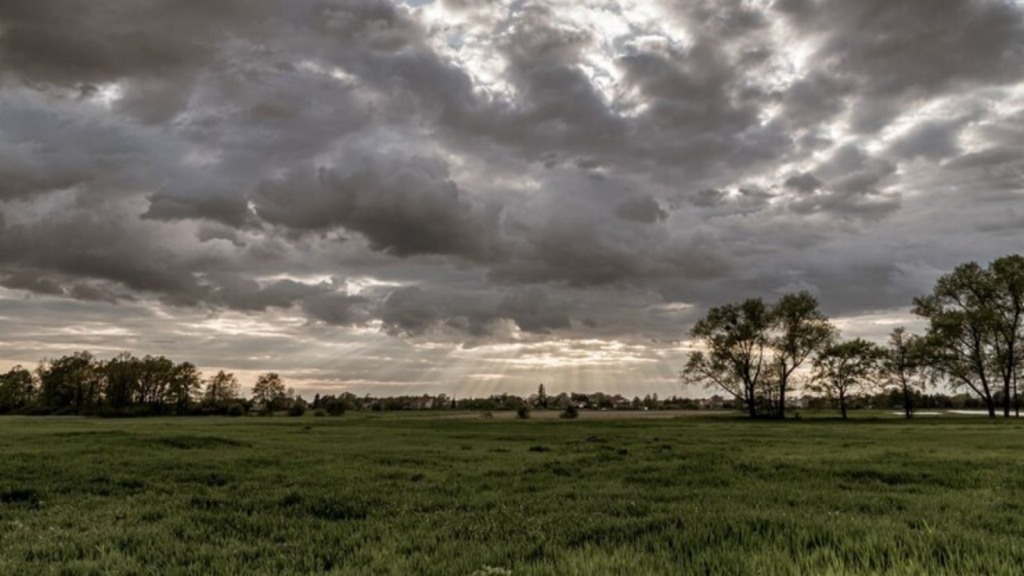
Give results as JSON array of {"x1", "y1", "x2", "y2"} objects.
[
  {"x1": 288, "y1": 398, "x2": 307, "y2": 417},
  {"x1": 913, "y1": 255, "x2": 1024, "y2": 417},
  {"x1": 683, "y1": 298, "x2": 774, "y2": 418},
  {"x1": 0, "y1": 366, "x2": 35, "y2": 413},
  {"x1": 252, "y1": 373, "x2": 287, "y2": 412},
  {"x1": 770, "y1": 292, "x2": 837, "y2": 418},
  {"x1": 811, "y1": 338, "x2": 884, "y2": 419},
  {"x1": 880, "y1": 327, "x2": 929, "y2": 419},
  {"x1": 683, "y1": 292, "x2": 835, "y2": 418},
  {"x1": 204, "y1": 371, "x2": 241, "y2": 406}
]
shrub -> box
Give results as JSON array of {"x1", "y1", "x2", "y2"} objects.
[
  {"x1": 226, "y1": 403, "x2": 246, "y2": 417},
  {"x1": 561, "y1": 404, "x2": 579, "y2": 419},
  {"x1": 288, "y1": 401, "x2": 307, "y2": 417},
  {"x1": 516, "y1": 405, "x2": 530, "y2": 419},
  {"x1": 313, "y1": 408, "x2": 328, "y2": 417},
  {"x1": 323, "y1": 397, "x2": 346, "y2": 416}
]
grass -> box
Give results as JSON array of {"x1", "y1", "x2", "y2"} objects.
[{"x1": 1, "y1": 413, "x2": 1024, "y2": 575}]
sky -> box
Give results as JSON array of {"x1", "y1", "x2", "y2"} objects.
[{"x1": 1, "y1": 0, "x2": 1023, "y2": 398}]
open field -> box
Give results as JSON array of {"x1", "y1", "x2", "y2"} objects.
[{"x1": 2, "y1": 414, "x2": 1024, "y2": 575}]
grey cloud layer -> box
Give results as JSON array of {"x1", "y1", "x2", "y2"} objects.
[{"x1": 1, "y1": 0, "x2": 1023, "y2": 357}]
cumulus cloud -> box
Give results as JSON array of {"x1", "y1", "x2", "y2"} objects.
[
  {"x1": 253, "y1": 154, "x2": 502, "y2": 260},
  {"x1": 1, "y1": 0, "x2": 1023, "y2": 392}
]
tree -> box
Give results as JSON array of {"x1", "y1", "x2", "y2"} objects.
[
  {"x1": 38, "y1": 352, "x2": 101, "y2": 412},
  {"x1": 682, "y1": 298, "x2": 773, "y2": 418},
  {"x1": 0, "y1": 366, "x2": 35, "y2": 413},
  {"x1": 989, "y1": 255, "x2": 1024, "y2": 417},
  {"x1": 880, "y1": 327, "x2": 928, "y2": 419},
  {"x1": 252, "y1": 372, "x2": 286, "y2": 412},
  {"x1": 682, "y1": 293, "x2": 835, "y2": 419},
  {"x1": 205, "y1": 371, "x2": 241, "y2": 405},
  {"x1": 769, "y1": 292, "x2": 837, "y2": 419},
  {"x1": 288, "y1": 396, "x2": 308, "y2": 417},
  {"x1": 811, "y1": 338, "x2": 883, "y2": 419},
  {"x1": 914, "y1": 261, "x2": 1003, "y2": 416},
  {"x1": 537, "y1": 383, "x2": 548, "y2": 409},
  {"x1": 167, "y1": 362, "x2": 202, "y2": 413},
  {"x1": 103, "y1": 352, "x2": 141, "y2": 411}
]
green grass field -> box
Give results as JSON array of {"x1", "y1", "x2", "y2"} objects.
[{"x1": 2, "y1": 413, "x2": 1024, "y2": 575}]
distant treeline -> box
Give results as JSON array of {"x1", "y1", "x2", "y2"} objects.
[
  {"x1": 0, "y1": 351, "x2": 1003, "y2": 418},
  {"x1": 683, "y1": 254, "x2": 1024, "y2": 419}
]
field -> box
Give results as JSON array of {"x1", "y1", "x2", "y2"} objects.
[{"x1": 2, "y1": 413, "x2": 1024, "y2": 575}]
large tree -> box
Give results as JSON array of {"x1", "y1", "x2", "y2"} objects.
[
  {"x1": 913, "y1": 256, "x2": 1024, "y2": 417},
  {"x1": 989, "y1": 255, "x2": 1024, "y2": 417},
  {"x1": 683, "y1": 292, "x2": 834, "y2": 419},
  {"x1": 811, "y1": 338, "x2": 883, "y2": 420},
  {"x1": 682, "y1": 298, "x2": 773, "y2": 418},
  {"x1": 769, "y1": 292, "x2": 837, "y2": 418}
]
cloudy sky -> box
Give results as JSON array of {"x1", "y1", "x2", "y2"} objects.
[{"x1": 1, "y1": 0, "x2": 1023, "y2": 397}]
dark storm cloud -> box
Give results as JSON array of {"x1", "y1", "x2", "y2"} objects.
[
  {"x1": 0, "y1": 270, "x2": 65, "y2": 296},
  {"x1": 301, "y1": 292, "x2": 369, "y2": 326},
  {"x1": 787, "y1": 0, "x2": 1024, "y2": 97},
  {"x1": 0, "y1": 210, "x2": 203, "y2": 298},
  {"x1": 679, "y1": 188, "x2": 728, "y2": 208},
  {"x1": 497, "y1": 288, "x2": 571, "y2": 333},
  {"x1": 615, "y1": 196, "x2": 668, "y2": 224},
  {"x1": 253, "y1": 155, "x2": 502, "y2": 260},
  {"x1": 784, "y1": 173, "x2": 823, "y2": 194},
  {"x1": 380, "y1": 287, "x2": 445, "y2": 336},
  {"x1": 1, "y1": 0, "x2": 1023, "y2": 384}
]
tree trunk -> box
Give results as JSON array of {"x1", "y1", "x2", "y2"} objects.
[
  {"x1": 1008, "y1": 341, "x2": 1017, "y2": 418},
  {"x1": 777, "y1": 380, "x2": 787, "y2": 420},
  {"x1": 1015, "y1": 368, "x2": 1020, "y2": 418},
  {"x1": 902, "y1": 386, "x2": 913, "y2": 420},
  {"x1": 840, "y1": 393, "x2": 848, "y2": 420},
  {"x1": 745, "y1": 381, "x2": 757, "y2": 418}
]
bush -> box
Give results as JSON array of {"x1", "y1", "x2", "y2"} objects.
[
  {"x1": 313, "y1": 408, "x2": 328, "y2": 417},
  {"x1": 226, "y1": 403, "x2": 246, "y2": 417},
  {"x1": 288, "y1": 401, "x2": 307, "y2": 417},
  {"x1": 516, "y1": 405, "x2": 530, "y2": 419},
  {"x1": 323, "y1": 398, "x2": 346, "y2": 416},
  {"x1": 561, "y1": 404, "x2": 579, "y2": 419}
]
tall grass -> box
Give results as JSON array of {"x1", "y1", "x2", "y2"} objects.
[{"x1": 1, "y1": 414, "x2": 1023, "y2": 574}]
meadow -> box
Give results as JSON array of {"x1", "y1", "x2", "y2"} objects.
[{"x1": 2, "y1": 413, "x2": 1024, "y2": 575}]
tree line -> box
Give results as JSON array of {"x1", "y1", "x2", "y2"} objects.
[
  {"x1": 682, "y1": 254, "x2": 1024, "y2": 419},
  {"x1": 0, "y1": 351, "x2": 310, "y2": 417}
]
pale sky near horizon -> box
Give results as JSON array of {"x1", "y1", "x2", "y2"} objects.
[{"x1": 0, "y1": 0, "x2": 1021, "y2": 397}]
